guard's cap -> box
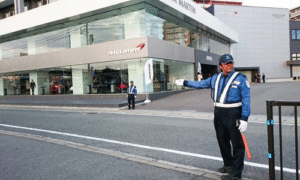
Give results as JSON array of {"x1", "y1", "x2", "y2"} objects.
[
  {"x1": 130, "y1": 81, "x2": 134, "y2": 83},
  {"x1": 219, "y1": 54, "x2": 234, "y2": 64}
]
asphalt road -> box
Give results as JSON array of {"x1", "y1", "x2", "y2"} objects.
[
  {"x1": 1, "y1": 135, "x2": 203, "y2": 180},
  {"x1": 0, "y1": 108, "x2": 299, "y2": 179}
]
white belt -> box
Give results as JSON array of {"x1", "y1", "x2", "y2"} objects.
[{"x1": 214, "y1": 102, "x2": 242, "y2": 108}]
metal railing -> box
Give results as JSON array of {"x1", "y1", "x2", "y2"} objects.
[{"x1": 267, "y1": 100, "x2": 300, "y2": 180}]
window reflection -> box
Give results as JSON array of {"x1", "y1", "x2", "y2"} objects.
[
  {"x1": 1, "y1": 58, "x2": 195, "y2": 95},
  {"x1": 90, "y1": 61, "x2": 128, "y2": 94},
  {"x1": 0, "y1": 8, "x2": 230, "y2": 60}
]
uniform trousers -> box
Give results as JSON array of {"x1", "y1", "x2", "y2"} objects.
[
  {"x1": 128, "y1": 94, "x2": 135, "y2": 109},
  {"x1": 214, "y1": 106, "x2": 245, "y2": 178}
]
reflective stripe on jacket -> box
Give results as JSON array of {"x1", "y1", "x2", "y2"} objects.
[{"x1": 184, "y1": 70, "x2": 251, "y2": 121}]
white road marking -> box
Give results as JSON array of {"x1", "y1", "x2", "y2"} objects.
[{"x1": 0, "y1": 123, "x2": 299, "y2": 174}]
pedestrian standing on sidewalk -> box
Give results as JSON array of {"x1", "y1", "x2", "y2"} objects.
[
  {"x1": 127, "y1": 81, "x2": 137, "y2": 110},
  {"x1": 30, "y1": 79, "x2": 36, "y2": 95},
  {"x1": 262, "y1": 73, "x2": 265, "y2": 83},
  {"x1": 175, "y1": 54, "x2": 251, "y2": 180}
]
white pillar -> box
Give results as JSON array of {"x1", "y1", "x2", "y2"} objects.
[
  {"x1": 128, "y1": 60, "x2": 144, "y2": 93},
  {"x1": 70, "y1": 29, "x2": 82, "y2": 48},
  {"x1": 28, "y1": 39, "x2": 36, "y2": 55},
  {"x1": 71, "y1": 69, "x2": 83, "y2": 94},
  {"x1": 0, "y1": 76, "x2": 4, "y2": 96},
  {"x1": 71, "y1": 66, "x2": 93, "y2": 95},
  {"x1": 29, "y1": 71, "x2": 50, "y2": 95}
]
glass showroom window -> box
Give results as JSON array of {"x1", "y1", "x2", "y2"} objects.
[
  {"x1": 0, "y1": 24, "x2": 86, "y2": 60},
  {"x1": 151, "y1": 59, "x2": 194, "y2": 92},
  {"x1": 28, "y1": 67, "x2": 73, "y2": 95},
  {"x1": 89, "y1": 60, "x2": 127, "y2": 94},
  {"x1": 2, "y1": 73, "x2": 30, "y2": 95},
  {"x1": 89, "y1": 59, "x2": 149, "y2": 94},
  {"x1": 47, "y1": 67, "x2": 73, "y2": 95},
  {"x1": 0, "y1": 38, "x2": 28, "y2": 60},
  {"x1": 1, "y1": 68, "x2": 73, "y2": 96},
  {"x1": 88, "y1": 10, "x2": 164, "y2": 45}
]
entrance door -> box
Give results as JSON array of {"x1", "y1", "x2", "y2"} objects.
[
  {"x1": 20, "y1": 74, "x2": 30, "y2": 95},
  {"x1": 201, "y1": 64, "x2": 218, "y2": 79}
]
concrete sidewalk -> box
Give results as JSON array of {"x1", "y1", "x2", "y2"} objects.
[
  {"x1": 0, "y1": 81, "x2": 299, "y2": 118},
  {"x1": 137, "y1": 81, "x2": 300, "y2": 116},
  {"x1": 1, "y1": 81, "x2": 299, "y2": 115}
]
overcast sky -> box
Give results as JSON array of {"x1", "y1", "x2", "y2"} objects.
[{"x1": 242, "y1": 0, "x2": 300, "y2": 9}]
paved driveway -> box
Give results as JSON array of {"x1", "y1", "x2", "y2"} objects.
[{"x1": 139, "y1": 81, "x2": 300, "y2": 116}]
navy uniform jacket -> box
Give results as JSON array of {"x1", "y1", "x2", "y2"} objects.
[
  {"x1": 127, "y1": 86, "x2": 137, "y2": 96},
  {"x1": 184, "y1": 70, "x2": 251, "y2": 121}
]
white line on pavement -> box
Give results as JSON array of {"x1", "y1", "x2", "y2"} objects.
[{"x1": 0, "y1": 123, "x2": 299, "y2": 174}]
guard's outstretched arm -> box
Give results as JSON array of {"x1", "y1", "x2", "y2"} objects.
[{"x1": 183, "y1": 77, "x2": 213, "y2": 89}]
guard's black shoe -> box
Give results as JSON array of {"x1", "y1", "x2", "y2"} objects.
[
  {"x1": 218, "y1": 166, "x2": 232, "y2": 173},
  {"x1": 221, "y1": 174, "x2": 241, "y2": 180}
]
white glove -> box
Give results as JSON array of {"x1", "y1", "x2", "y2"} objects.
[
  {"x1": 135, "y1": 96, "x2": 137, "y2": 98},
  {"x1": 237, "y1": 120, "x2": 247, "y2": 133},
  {"x1": 175, "y1": 79, "x2": 184, "y2": 86}
]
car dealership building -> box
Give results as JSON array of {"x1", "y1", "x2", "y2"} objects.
[{"x1": 0, "y1": 0, "x2": 238, "y2": 96}]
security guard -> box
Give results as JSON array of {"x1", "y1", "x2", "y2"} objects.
[
  {"x1": 175, "y1": 54, "x2": 250, "y2": 180},
  {"x1": 127, "y1": 81, "x2": 137, "y2": 110}
]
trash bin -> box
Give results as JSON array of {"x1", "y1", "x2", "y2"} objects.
[
  {"x1": 110, "y1": 80, "x2": 116, "y2": 93},
  {"x1": 111, "y1": 85, "x2": 116, "y2": 93},
  {"x1": 15, "y1": 88, "x2": 20, "y2": 95}
]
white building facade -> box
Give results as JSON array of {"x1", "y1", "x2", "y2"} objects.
[
  {"x1": 0, "y1": 0, "x2": 238, "y2": 96},
  {"x1": 209, "y1": 5, "x2": 290, "y2": 81}
]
